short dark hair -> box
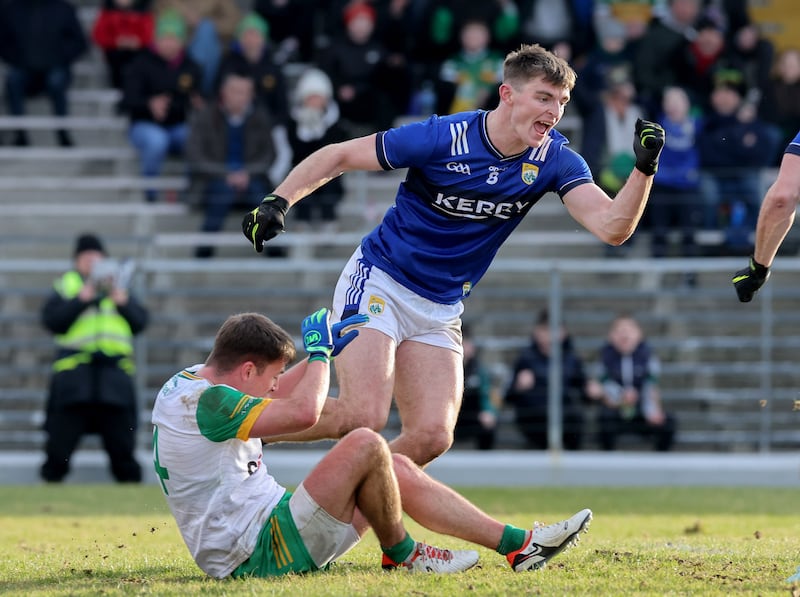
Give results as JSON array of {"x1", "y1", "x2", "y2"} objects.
[
  {"x1": 206, "y1": 313, "x2": 296, "y2": 374},
  {"x1": 503, "y1": 43, "x2": 577, "y2": 91}
]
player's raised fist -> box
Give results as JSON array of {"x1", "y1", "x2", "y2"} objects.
[
  {"x1": 632, "y1": 118, "x2": 665, "y2": 176},
  {"x1": 242, "y1": 194, "x2": 290, "y2": 252}
]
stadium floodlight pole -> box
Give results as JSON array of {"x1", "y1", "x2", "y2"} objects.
[{"x1": 547, "y1": 267, "x2": 563, "y2": 454}]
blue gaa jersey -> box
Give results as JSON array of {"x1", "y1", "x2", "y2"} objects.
[{"x1": 364, "y1": 110, "x2": 593, "y2": 304}]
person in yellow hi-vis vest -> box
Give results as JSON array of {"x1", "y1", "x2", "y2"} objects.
[{"x1": 40, "y1": 233, "x2": 149, "y2": 483}]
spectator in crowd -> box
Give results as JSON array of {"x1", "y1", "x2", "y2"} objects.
[
  {"x1": 650, "y1": 86, "x2": 702, "y2": 262},
  {"x1": 122, "y1": 9, "x2": 203, "y2": 202},
  {"x1": 633, "y1": 0, "x2": 703, "y2": 117},
  {"x1": 254, "y1": 0, "x2": 321, "y2": 64},
  {"x1": 40, "y1": 234, "x2": 148, "y2": 483},
  {"x1": 215, "y1": 12, "x2": 289, "y2": 126},
  {"x1": 410, "y1": 0, "x2": 519, "y2": 91},
  {"x1": 0, "y1": 0, "x2": 88, "y2": 147},
  {"x1": 153, "y1": 0, "x2": 242, "y2": 96},
  {"x1": 152, "y1": 309, "x2": 592, "y2": 577},
  {"x1": 683, "y1": 16, "x2": 727, "y2": 109},
  {"x1": 187, "y1": 72, "x2": 276, "y2": 258},
  {"x1": 92, "y1": 0, "x2": 155, "y2": 91},
  {"x1": 572, "y1": 16, "x2": 636, "y2": 119},
  {"x1": 725, "y1": 22, "x2": 774, "y2": 117},
  {"x1": 514, "y1": 0, "x2": 594, "y2": 64},
  {"x1": 319, "y1": 2, "x2": 395, "y2": 135},
  {"x1": 761, "y1": 48, "x2": 800, "y2": 157},
  {"x1": 504, "y1": 310, "x2": 595, "y2": 451},
  {"x1": 593, "y1": 0, "x2": 658, "y2": 46},
  {"x1": 437, "y1": 19, "x2": 504, "y2": 115},
  {"x1": 286, "y1": 68, "x2": 348, "y2": 232},
  {"x1": 698, "y1": 68, "x2": 778, "y2": 254},
  {"x1": 589, "y1": 314, "x2": 676, "y2": 452},
  {"x1": 454, "y1": 324, "x2": 498, "y2": 450}
]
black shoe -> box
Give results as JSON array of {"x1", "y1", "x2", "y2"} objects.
[
  {"x1": 13, "y1": 130, "x2": 29, "y2": 147},
  {"x1": 57, "y1": 130, "x2": 74, "y2": 147}
]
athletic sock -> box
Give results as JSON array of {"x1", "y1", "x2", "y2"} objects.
[
  {"x1": 382, "y1": 532, "x2": 416, "y2": 563},
  {"x1": 496, "y1": 524, "x2": 528, "y2": 555}
]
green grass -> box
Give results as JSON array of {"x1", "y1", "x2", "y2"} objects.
[{"x1": 0, "y1": 485, "x2": 798, "y2": 596}]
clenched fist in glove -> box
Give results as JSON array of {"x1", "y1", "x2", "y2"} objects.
[
  {"x1": 732, "y1": 256, "x2": 770, "y2": 303},
  {"x1": 632, "y1": 118, "x2": 666, "y2": 176},
  {"x1": 242, "y1": 194, "x2": 290, "y2": 252}
]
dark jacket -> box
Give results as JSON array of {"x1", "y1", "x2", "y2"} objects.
[
  {"x1": 598, "y1": 340, "x2": 658, "y2": 418},
  {"x1": 505, "y1": 338, "x2": 588, "y2": 410},
  {"x1": 0, "y1": 0, "x2": 87, "y2": 70},
  {"x1": 41, "y1": 279, "x2": 149, "y2": 409},
  {"x1": 121, "y1": 48, "x2": 202, "y2": 126},
  {"x1": 185, "y1": 103, "x2": 276, "y2": 178},
  {"x1": 699, "y1": 110, "x2": 774, "y2": 169}
]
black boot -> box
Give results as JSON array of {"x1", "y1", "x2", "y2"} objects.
[
  {"x1": 13, "y1": 130, "x2": 29, "y2": 147},
  {"x1": 57, "y1": 129, "x2": 74, "y2": 147}
]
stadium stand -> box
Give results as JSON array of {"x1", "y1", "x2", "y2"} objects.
[{"x1": 1, "y1": 0, "x2": 799, "y2": 463}]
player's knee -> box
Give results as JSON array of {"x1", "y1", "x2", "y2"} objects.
[
  {"x1": 402, "y1": 426, "x2": 453, "y2": 466},
  {"x1": 333, "y1": 406, "x2": 388, "y2": 437},
  {"x1": 341, "y1": 428, "x2": 391, "y2": 465}
]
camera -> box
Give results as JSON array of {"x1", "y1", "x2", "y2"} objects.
[{"x1": 89, "y1": 258, "x2": 135, "y2": 294}]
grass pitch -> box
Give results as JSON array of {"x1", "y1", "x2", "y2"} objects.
[{"x1": 0, "y1": 484, "x2": 797, "y2": 596}]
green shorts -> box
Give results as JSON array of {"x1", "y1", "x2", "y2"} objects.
[{"x1": 231, "y1": 492, "x2": 317, "y2": 578}]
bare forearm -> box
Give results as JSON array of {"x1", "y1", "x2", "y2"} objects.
[
  {"x1": 602, "y1": 169, "x2": 653, "y2": 245},
  {"x1": 754, "y1": 186, "x2": 799, "y2": 266}
]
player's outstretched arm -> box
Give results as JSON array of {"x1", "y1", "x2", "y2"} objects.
[{"x1": 242, "y1": 135, "x2": 381, "y2": 252}]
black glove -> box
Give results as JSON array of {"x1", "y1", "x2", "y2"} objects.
[
  {"x1": 242, "y1": 194, "x2": 290, "y2": 253},
  {"x1": 732, "y1": 256, "x2": 770, "y2": 303},
  {"x1": 632, "y1": 118, "x2": 665, "y2": 176}
]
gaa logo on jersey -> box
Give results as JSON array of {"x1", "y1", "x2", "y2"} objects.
[
  {"x1": 368, "y1": 295, "x2": 386, "y2": 315},
  {"x1": 521, "y1": 163, "x2": 539, "y2": 185}
]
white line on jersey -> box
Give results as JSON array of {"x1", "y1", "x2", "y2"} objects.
[{"x1": 449, "y1": 121, "x2": 470, "y2": 156}]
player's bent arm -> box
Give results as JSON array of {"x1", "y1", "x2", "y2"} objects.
[
  {"x1": 563, "y1": 169, "x2": 652, "y2": 245},
  {"x1": 248, "y1": 360, "x2": 331, "y2": 438},
  {"x1": 275, "y1": 134, "x2": 383, "y2": 206},
  {"x1": 753, "y1": 153, "x2": 800, "y2": 267}
]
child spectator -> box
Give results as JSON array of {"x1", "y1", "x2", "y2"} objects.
[
  {"x1": 438, "y1": 19, "x2": 504, "y2": 115},
  {"x1": 650, "y1": 86, "x2": 703, "y2": 262},
  {"x1": 590, "y1": 314, "x2": 676, "y2": 452}
]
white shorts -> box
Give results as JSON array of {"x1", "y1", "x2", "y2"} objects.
[
  {"x1": 332, "y1": 247, "x2": 464, "y2": 354},
  {"x1": 289, "y1": 483, "x2": 361, "y2": 568}
]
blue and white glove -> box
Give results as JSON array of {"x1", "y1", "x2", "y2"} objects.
[
  {"x1": 331, "y1": 313, "x2": 369, "y2": 357},
  {"x1": 301, "y1": 308, "x2": 335, "y2": 363}
]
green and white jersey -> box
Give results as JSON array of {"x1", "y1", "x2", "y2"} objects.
[{"x1": 151, "y1": 365, "x2": 286, "y2": 579}]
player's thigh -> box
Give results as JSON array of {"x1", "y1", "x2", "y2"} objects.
[
  {"x1": 394, "y1": 340, "x2": 464, "y2": 434},
  {"x1": 333, "y1": 328, "x2": 396, "y2": 426},
  {"x1": 301, "y1": 428, "x2": 388, "y2": 521}
]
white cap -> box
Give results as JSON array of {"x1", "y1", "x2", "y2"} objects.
[{"x1": 295, "y1": 68, "x2": 333, "y2": 101}]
